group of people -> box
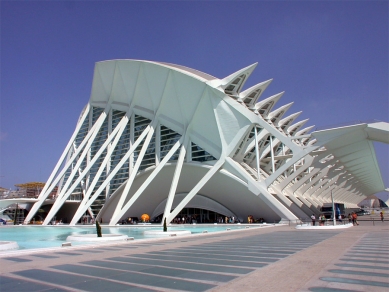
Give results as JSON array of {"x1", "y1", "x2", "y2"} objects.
[
  {"x1": 310, "y1": 214, "x2": 344, "y2": 226},
  {"x1": 82, "y1": 216, "x2": 96, "y2": 224},
  {"x1": 310, "y1": 210, "x2": 388, "y2": 227},
  {"x1": 216, "y1": 216, "x2": 236, "y2": 223},
  {"x1": 172, "y1": 215, "x2": 199, "y2": 224},
  {"x1": 318, "y1": 214, "x2": 326, "y2": 226}
]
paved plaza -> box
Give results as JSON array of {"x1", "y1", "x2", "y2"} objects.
[{"x1": 0, "y1": 221, "x2": 388, "y2": 292}]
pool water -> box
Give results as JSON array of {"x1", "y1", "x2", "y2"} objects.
[{"x1": 0, "y1": 224, "x2": 255, "y2": 251}]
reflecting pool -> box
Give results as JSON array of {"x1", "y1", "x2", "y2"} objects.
[{"x1": 0, "y1": 224, "x2": 258, "y2": 251}]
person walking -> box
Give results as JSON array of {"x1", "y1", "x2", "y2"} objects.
[
  {"x1": 380, "y1": 211, "x2": 384, "y2": 222},
  {"x1": 352, "y1": 212, "x2": 359, "y2": 226},
  {"x1": 311, "y1": 214, "x2": 316, "y2": 226},
  {"x1": 319, "y1": 214, "x2": 325, "y2": 226},
  {"x1": 338, "y1": 214, "x2": 342, "y2": 223}
]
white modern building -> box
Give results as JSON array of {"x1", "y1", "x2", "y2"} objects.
[{"x1": 23, "y1": 60, "x2": 389, "y2": 225}]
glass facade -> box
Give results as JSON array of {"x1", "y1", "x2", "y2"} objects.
[
  {"x1": 155, "y1": 207, "x2": 231, "y2": 224},
  {"x1": 57, "y1": 107, "x2": 217, "y2": 218}
]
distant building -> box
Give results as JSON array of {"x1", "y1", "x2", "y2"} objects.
[
  {"x1": 0, "y1": 182, "x2": 57, "y2": 199},
  {"x1": 21, "y1": 60, "x2": 388, "y2": 225},
  {"x1": 0, "y1": 187, "x2": 8, "y2": 198}
]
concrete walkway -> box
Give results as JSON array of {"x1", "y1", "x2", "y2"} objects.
[{"x1": 0, "y1": 221, "x2": 388, "y2": 291}]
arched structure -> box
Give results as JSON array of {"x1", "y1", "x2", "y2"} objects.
[{"x1": 23, "y1": 60, "x2": 388, "y2": 225}]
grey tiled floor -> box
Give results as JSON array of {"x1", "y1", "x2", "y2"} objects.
[
  {"x1": 1, "y1": 229, "x2": 339, "y2": 291},
  {"x1": 1, "y1": 224, "x2": 388, "y2": 292},
  {"x1": 308, "y1": 232, "x2": 389, "y2": 292}
]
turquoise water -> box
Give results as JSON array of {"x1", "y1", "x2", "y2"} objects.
[{"x1": 0, "y1": 225, "x2": 253, "y2": 251}]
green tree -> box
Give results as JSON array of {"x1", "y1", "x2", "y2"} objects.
[
  {"x1": 13, "y1": 205, "x2": 19, "y2": 225},
  {"x1": 163, "y1": 218, "x2": 167, "y2": 232},
  {"x1": 96, "y1": 221, "x2": 102, "y2": 237}
]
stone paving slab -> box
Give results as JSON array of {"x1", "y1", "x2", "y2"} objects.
[{"x1": 0, "y1": 222, "x2": 388, "y2": 291}]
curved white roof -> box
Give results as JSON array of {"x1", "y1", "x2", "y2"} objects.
[
  {"x1": 312, "y1": 122, "x2": 388, "y2": 196},
  {"x1": 21, "y1": 59, "x2": 388, "y2": 226}
]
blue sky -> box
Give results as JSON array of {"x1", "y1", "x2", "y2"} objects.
[{"x1": 1, "y1": 1, "x2": 388, "y2": 201}]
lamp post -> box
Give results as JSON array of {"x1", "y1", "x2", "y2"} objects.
[{"x1": 331, "y1": 189, "x2": 336, "y2": 226}]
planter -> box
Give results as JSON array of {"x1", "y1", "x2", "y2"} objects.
[
  {"x1": 0, "y1": 241, "x2": 19, "y2": 251},
  {"x1": 143, "y1": 230, "x2": 191, "y2": 237},
  {"x1": 66, "y1": 234, "x2": 129, "y2": 242}
]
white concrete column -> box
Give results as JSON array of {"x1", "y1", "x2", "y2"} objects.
[
  {"x1": 106, "y1": 109, "x2": 113, "y2": 199},
  {"x1": 162, "y1": 138, "x2": 188, "y2": 224},
  {"x1": 165, "y1": 158, "x2": 226, "y2": 223},
  {"x1": 110, "y1": 136, "x2": 184, "y2": 225},
  {"x1": 254, "y1": 125, "x2": 261, "y2": 181},
  {"x1": 24, "y1": 104, "x2": 91, "y2": 224},
  {"x1": 155, "y1": 123, "x2": 161, "y2": 165},
  {"x1": 269, "y1": 135, "x2": 275, "y2": 174},
  {"x1": 43, "y1": 109, "x2": 108, "y2": 225},
  {"x1": 110, "y1": 121, "x2": 156, "y2": 223},
  {"x1": 69, "y1": 123, "x2": 152, "y2": 225},
  {"x1": 69, "y1": 115, "x2": 129, "y2": 225}
]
